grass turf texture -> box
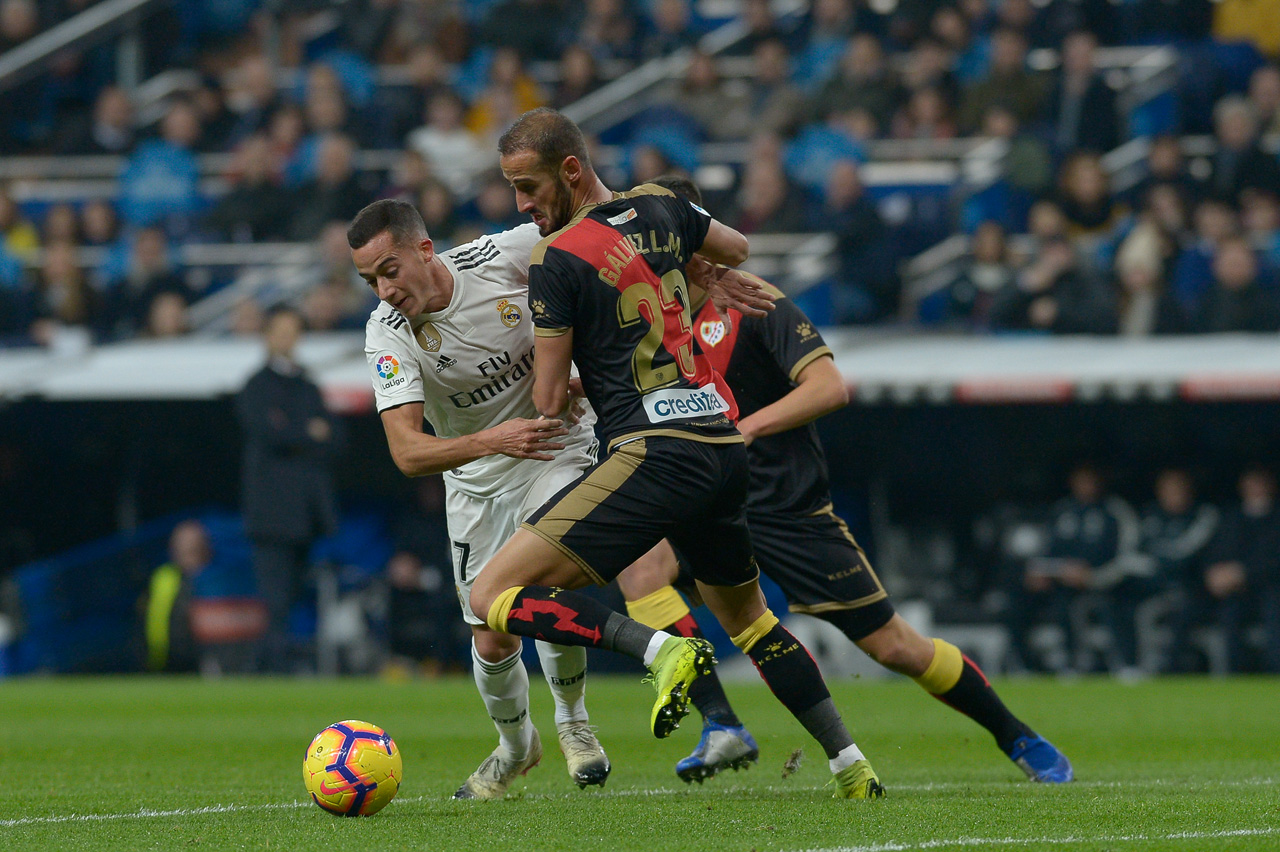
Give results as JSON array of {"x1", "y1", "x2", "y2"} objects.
[{"x1": 2, "y1": 676, "x2": 1277, "y2": 851}]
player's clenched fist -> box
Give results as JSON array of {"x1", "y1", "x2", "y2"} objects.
[{"x1": 481, "y1": 417, "x2": 569, "y2": 460}]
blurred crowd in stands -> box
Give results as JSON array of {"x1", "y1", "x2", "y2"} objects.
[
  {"x1": 982, "y1": 462, "x2": 1280, "y2": 676},
  {"x1": 1, "y1": 0, "x2": 1280, "y2": 346}
]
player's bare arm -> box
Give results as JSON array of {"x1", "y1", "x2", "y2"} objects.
[
  {"x1": 532, "y1": 330, "x2": 575, "y2": 418},
  {"x1": 698, "y1": 218, "x2": 750, "y2": 268},
  {"x1": 380, "y1": 401, "x2": 568, "y2": 476},
  {"x1": 735, "y1": 355, "x2": 849, "y2": 446}
]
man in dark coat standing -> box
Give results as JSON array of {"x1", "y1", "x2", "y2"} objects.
[{"x1": 236, "y1": 306, "x2": 339, "y2": 673}]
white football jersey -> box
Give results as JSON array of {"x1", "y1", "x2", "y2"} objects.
[{"x1": 365, "y1": 224, "x2": 597, "y2": 499}]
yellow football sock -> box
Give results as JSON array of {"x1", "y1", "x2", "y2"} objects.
[
  {"x1": 730, "y1": 609, "x2": 780, "y2": 653},
  {"x1": 913, "y1": 638, "x2": 964, "y2": 694},
  {"x1": 485, "y1": 586, "x2": 525, "y2": 633},
  {"x1": 626, "y1": 586, "x2": 690, "y2": 629}
]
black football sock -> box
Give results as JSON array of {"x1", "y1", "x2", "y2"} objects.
[
  {"x1": 734, "y1": 613, "x2": 853, "y2": 760},
  {"x1": 493, "y1": 586, "x2": 656, "y2": 658},
  {"x1": 913, "y1": 637, "x2": 1033, "y2": 753}
]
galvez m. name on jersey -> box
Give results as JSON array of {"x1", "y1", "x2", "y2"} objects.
[
  {"x1": 529, "y1": 184, "x2": 739, "y2": 449},
  {"x1": 364, "y1": 223, "x2": 596, "y2": 500}
]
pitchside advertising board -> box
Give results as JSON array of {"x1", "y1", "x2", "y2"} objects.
[{"x1": 2, "y1": 333, "x2": 1279, "y2": 411}]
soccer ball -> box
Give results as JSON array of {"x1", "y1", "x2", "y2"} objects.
[{"x1": 303, "y1": 720, "x2": 403, "y2": 816}]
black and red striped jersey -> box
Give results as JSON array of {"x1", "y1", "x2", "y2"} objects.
[
  {"x1": 693, "y1": 278, "x2": 836, "y2": 516},
  {"x1": 530, "y1": 184, "x2": 740, "y2": 450}
]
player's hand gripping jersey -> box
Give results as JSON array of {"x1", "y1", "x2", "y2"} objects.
[
  {"x1": 364, "y1": 223, "x2": 597, "y2": 499},
  {"x1": 529, "y1": 185, "x2": 739, "y2": 450}
]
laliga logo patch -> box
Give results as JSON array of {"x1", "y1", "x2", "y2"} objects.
[
  {"x1": 700, "y1": 320, "x2": 726, "y2": 347},
  {"x1": 497, "y1": 299, "x2": 522, "y2": 328},
  {"x1": 375, "y1": 353, "x2": 400, "y2": 380}
]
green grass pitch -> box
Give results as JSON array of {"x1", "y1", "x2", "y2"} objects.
[{"x1": 2, "y1": 675, "x2": 1278, "y2": 851}]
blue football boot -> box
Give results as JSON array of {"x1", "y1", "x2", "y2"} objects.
[
  {"x1": 675, "y1": 721, "x2": 760, "y2": 783},
  {"x1": 1008, "y1": 734, "x2": 1074, "y2": 783}
]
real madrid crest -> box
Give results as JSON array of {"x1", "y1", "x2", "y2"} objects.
[
  {"x1": 497, "y1": 299, "x2": 522, "y2": 328},
  {"x1": 415, "y1": 320, "x2": 442, "y2": 353},
  {"x1": 700, "y1": 319, "x2": 726, "y2": 347}
]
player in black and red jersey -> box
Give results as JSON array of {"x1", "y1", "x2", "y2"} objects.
[
  {"x1": 615, "y1": 175, "x2": 1072, "y2": 785},
  {"x1": 468, "y1": 108, "x2": 885, "y2": 799}
]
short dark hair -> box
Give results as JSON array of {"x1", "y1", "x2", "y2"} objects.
[
  {"x1": 650, "y1": 174, "x2": 702, "y2": 207},
  {"x1": 347, "y1": 199, "x2": 427, "y2": 250},
  {"x1": 498, "y1": 107, "x2": 592, "y2": 173}
]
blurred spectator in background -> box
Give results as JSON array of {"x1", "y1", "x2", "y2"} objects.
[
  {"x1": 792, "y1": 0, "x2": 861, "y2": 90},
  {"x1": 30, "y1": 241, "x2": 97, "y2": 347},
  {"x1": 1094, "y1": 469, "x2": 1212, "y2": 676},
  {"x1": 143, "y1": 290, "x2": 191, "y2": 339},
  {"x1": 1126, "y1": 469, "x2": 1220, "y2": 674},
  {"x1": 808, "y1": 33, "x2": 903, "y2": 134},
  {"x1": 1006, "y1": 464, "x2": 1139, "y2": 673},
  {"x1": 105, "y1": 227, "x2": 190, "y2": 340},
  {"x1": 574, "y1": 0, "x2": 642, "y2": 65},
  {"x1": 465, "y1": 47, "x2": 546, "y2": 141},
  {"x1": 727, "y1": 0, "x2": 797, "y2": 57},
  {"x1": 1054, "y1": 152, "x2": 1129, "y2": 239},
  {"x1": 1112, "y1": 221, "x2": 1187, "y2": 335},
  {"x1": 1171, "y1": 198, "x2": 1239, "y2": 315},
  {"x1": 382, "y1": 475, "x2": 466, "y2": 676},
  {"x1": 380, "y1": 44, "x2": 452, "y2": 144},
  {"x1": 0, "y1": 0, "x2": 37, "y2": 52},
  {"x1": 477, "y1": 0, "x2": 566, "y2": 62},
  {"x1": 53, "y1": 84, "x2": 136, "y2": 156},
  {"x1": 236, "y1": 306, "x2": 339, "y2": 674},
  {"x1": 118, "y1": 98, "x2": 202, "y2": 234},
  {"x1": 1206, "y1": 96, "x2": 1280, "y2": 206},
  {"x1": 229, "y1": 297, "x2": 264, "y2": 337},
  {"x1": 454, "y1": 171, "x2": 524, "y2": 239},
  {"x1": 1175, "y1": 467, "x2": 1280, "y2": 673},
  {"x1": 990, "y1": 237, "x2": 1117, "y2": 333},
  {"x1": 673, "y1": 50, "x2": 753, "y2": 140},
  {"x1": 822, "y1": 159, "x2": 897, "y2": 323},
  {"x1": 1045, "y1": 30, "x2": 1119, "y2": 154},
  {"x1": 1242, "y1": 190, "x2": 1280, "y2": 269},
  {"x1": 418, "y1": 178, "x2": 460, "y2": 248},
  {"x1": 408, "y1": 90, "x2": 488, "y2": 196},
  {"x1": 1130, "y1": 135, "x2": 1200, "y2": 211},
  {"x1": 919, "y1": 220, "x2": 1015, "y2": 329},
  {"x1": 642, "y1": 0, "x2": 700, "y2": 59},
  {"x1": 382, "y1": 149, "x2": 433, "y2": 204},
  {"x1": 744, "y1": 38, "x2": 807, "y2": 138},
  {"x1": 144, "y1": 520, "x2": 212, "y2": 673},
  {"x1": 226, "y1": 54, "x2": 282, "y2": 144},
  {"x1": 203, "y1": 134, "x2": 287, "y2": 243},
  {"x1": 0, "y1": 187, "x2": 39, "y2": 260},
  {"x1": 1195, "y1": 236, "x2": 1280, "y2": 332},
  {"x1": 959, "y1": 28, "x2": 1046, "y2": 134},
  {"x1": 192, "y1": 78, "x2": 236, "y2": 153},
  {"x1": 1247, "y1": 64, "x2": 1280, "y2": 136},
  {"x1": 286, "y1": 133, "x2": 368, "y2": 242},
  {"x1": 81, "y1": 199, "x2": 119, "y2": 247},
  {"x1": 730, "y1": 156, "x2": 809, "y2": 235},
  {"x1": 553, "y1": 45, "x2": 604, "y2": 110},
  {"x1": 980, "y1": 105, "x2": 1053, "y2": 211},
  {"x1": 892, "y1": 85, "x2": 957, "y2": 140},
  {"x1": 41, "y1": 204, "x2": 79, "y2": 245}
]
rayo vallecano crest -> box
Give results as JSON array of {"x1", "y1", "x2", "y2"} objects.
[
  {"x1": 497, "y1": 299, "x2": 522, "y2": 328},
  {"x1": 415, "y1": 321, "x2": 442, "y2": 353},
  {"x1": 700, "y1": 319, "x2": 726, "y2": 347}
]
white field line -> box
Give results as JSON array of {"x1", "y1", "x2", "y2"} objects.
[
  {"x1": 790, "y1": 827, "x2": 1280, "y2": 852},
  {"x1": 1, "y1": 777, "x2": 1275, "y2": 829}
]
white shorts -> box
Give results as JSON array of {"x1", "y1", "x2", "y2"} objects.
[{"x1": 447, "y1": 442, "x2": 598, "y2": 625}]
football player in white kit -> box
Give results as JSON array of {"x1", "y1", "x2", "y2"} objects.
[{"x1": 350, "y1": 198, "x2": 610, "y2": 799}]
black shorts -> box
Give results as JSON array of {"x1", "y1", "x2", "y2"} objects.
[
  {"x1": 523, "y1": 435, "x2": 758, "y2": 588},
  {"x1": 745, "y1": 505, "x2": 895, "y2": 641}
]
